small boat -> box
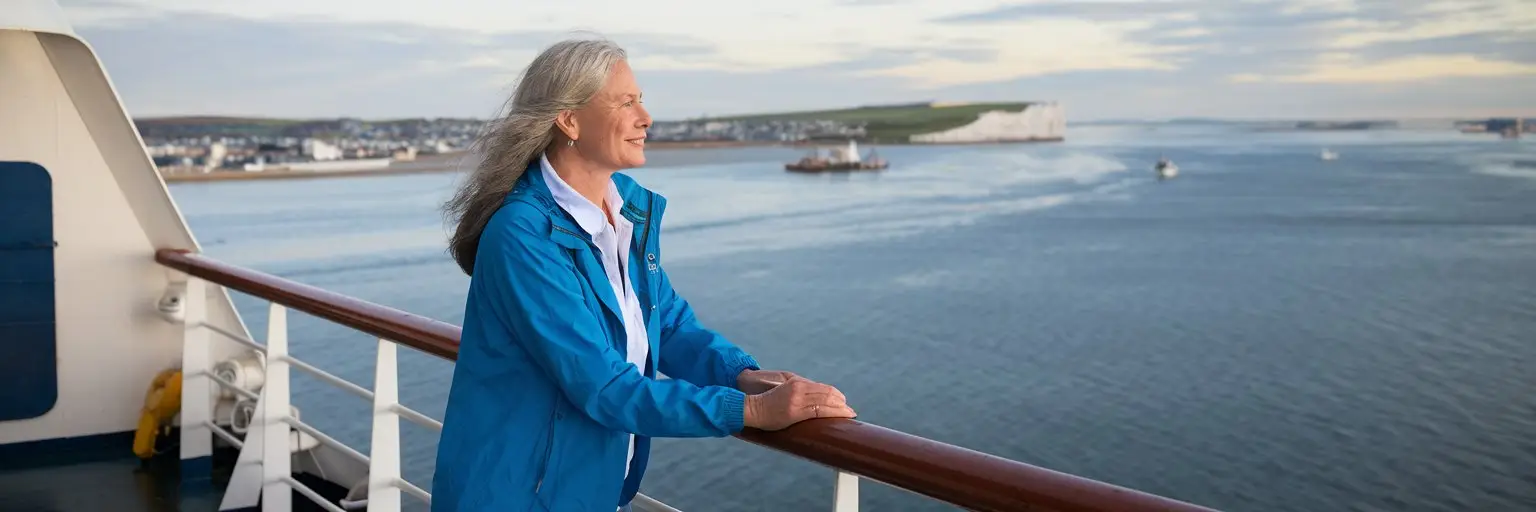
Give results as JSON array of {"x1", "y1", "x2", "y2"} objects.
[
  {"x1": 1320, "y1": 149, "x2": 1339, "y2": 161},
  {"x1": 786, "y1": 140, "x2": 888, "y2": 172},
  {"x1": 1155, "y1": 157, "x2": 1178, "y2": 179}
]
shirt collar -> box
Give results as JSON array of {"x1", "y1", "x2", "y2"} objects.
[{"x1": 539, "y1": 152, "x2": 627, "y2": 237}]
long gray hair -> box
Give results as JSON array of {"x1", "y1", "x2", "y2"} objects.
[{"x1": 443, "y1": 38, "x2": 628, "y2": 275}]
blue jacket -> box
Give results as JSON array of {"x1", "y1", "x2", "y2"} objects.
[{"x1": 432, "y1": 163, "x2": 760, "y2": 511}]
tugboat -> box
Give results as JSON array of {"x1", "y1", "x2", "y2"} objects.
[
  {"x1": 1155, "y1": 156, "x2": 1179, "y2": 180},
  {"x1": 786, "y1": 140, "x2": 889, "y2": 172}
]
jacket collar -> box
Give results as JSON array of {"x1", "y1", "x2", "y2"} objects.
[
  {"x1": 538, "y1": 152, "x2": 626, "y2": 238},
  {"x1": 508, "y1": 161, "x2": 659, "y2": 249}
]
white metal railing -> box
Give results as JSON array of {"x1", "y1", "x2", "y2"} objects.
[
  {"x1": 178, "y1": 277, "x2": 439, "y2": 512},
  {"x1": 175, "y1": 276, "x2": 857, "y2": 512},
  {"x1": 173, "y1": 275, "x2": 859, "y2": 512},
  {"x1": 160, "y1": 249, "x2": 1218, "y2": 512}
]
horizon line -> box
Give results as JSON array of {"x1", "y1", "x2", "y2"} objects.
[{"x1": 129, "y1": 113, "x2": 1534, "y2": 124}]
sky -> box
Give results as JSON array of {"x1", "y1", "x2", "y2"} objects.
[{"x1": 58, "y1": 0, "x2": 1536, "y2": 121}]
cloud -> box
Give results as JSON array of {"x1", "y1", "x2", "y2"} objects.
[
  {"x1": 1268, "y1": 53, "x2": 1536, "y2": 83},
  {"x1": 1322, "y1": 2, "x2": 1536, "y2": 50},
  {"x1": 1163, "y1": 27, "x2": 1211, "y2": 39},
  {"x1": 1279, "y1": 0, "x2": 1360, "y2": 15},
  {"x1": 932, "y1": 1, "x2": 1198, "y2": 23},
  {"x1": 1358, "y1": 32, "x2": 1536, "y2": 64},
  {"x1": 65, "y1": 0, "x2": 1190, "y2": 79},
  {"x1": 63, "y1": 0, "x2": 1019, "y2": 73},
  {"x1": 62, "y1": 4, "x2": 927, "y2": 119},
  {"x1": 69, "y1": 6, "x2": 721, "y2": 118},
  {"x1": 1095, "y1": 0, "x2": 1536, "y2": 90},
  {"x1": 51, "y1": 0, "x2": 163, "y2": 27},
  {"x1": 55, "y1": 0, "x2": 1536, "y2": 121},
  {"x1": 860, "y1": 19, "x2": 1180, "y2": 86}
]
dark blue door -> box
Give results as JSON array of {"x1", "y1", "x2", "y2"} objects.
[{"x1": 0, "y1": 161, "x2": 57, "y2": 421}]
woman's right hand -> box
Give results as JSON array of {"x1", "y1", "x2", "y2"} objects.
[{"x1": 743, "y1": 376, "x2": 856, "y2": 431}]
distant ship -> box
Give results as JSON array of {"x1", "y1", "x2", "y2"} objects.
[
  {"x1": 1320, "y1": 149, "x2": 1339, "y2": 161},
  {"x1": 786, "y1": 140, "x2": 889, "y2": 172},
  {"x1": 1155, "y1": 156, "x2": 1179, "y2": 179}
]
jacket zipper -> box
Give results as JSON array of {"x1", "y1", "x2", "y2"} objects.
[
  {"x1": 638, "y1": 193, "x2": 655, "y2": 327},
  {"x1": 534, "y1": 402, "x2": 559, "y2": 493},
  {"x1": 638, "y1": 192, "x2": 654, "y2": 260}
]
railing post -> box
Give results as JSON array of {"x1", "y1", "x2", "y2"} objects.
[
  {"x1": 219, "y1": 390, "x2": 265, "y2": 510},
  {"x1": 833, "y1": 471, "x2": 859, "y2": 512},
  {"x1": 179, "y1": 278, "x2": 213, "y2": 480},
  {"x1": 368, "y1": 338, "x2": 403, "y2": 512},
  {"x1": 262, "y1": 304, "x2": 292, "y2": 512}
]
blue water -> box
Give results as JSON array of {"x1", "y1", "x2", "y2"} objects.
[{"x1": 170, "y1": 125, "x2": 1536, "y2": 512}]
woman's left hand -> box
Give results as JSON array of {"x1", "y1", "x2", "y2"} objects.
[{"x1": 736, "y1": 369, "x2": 800, "y2": 395}]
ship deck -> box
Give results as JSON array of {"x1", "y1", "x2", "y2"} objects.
[{"x1": 0, "y1": 432, "x2": 346, "y2": 512}]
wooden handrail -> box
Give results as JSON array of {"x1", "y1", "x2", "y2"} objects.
[
  {"x1": 738, "y1": 422, "x2": 1212, "y2": 512},
  {"x1": 156, "y1": 249, "x2": 462, "y2": 360},
  {"x1": 154, "y1": 248, "x2": 1217, "y2": 512}
]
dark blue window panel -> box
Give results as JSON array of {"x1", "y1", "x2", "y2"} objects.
[{"x1": 0, "y1": 161, "x2": 57, "y2": 421}]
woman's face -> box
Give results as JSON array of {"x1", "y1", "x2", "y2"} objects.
[{"x1": 569, "y1": 59, "x2": 651, "y2": 170}]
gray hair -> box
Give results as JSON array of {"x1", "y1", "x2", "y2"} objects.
[{"x1": 443, "y1": 38, "x2": 628, "y2": 275}]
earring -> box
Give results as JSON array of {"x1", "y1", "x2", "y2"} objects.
[{"x1": 567, "y1": 139, "x2": 575, "y2": 147}]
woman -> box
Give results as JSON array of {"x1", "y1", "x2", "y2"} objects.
[{"x1": 432, "y1": 38, "x2": 856, "y2": 512}]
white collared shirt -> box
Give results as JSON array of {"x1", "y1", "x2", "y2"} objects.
[{"x1": 539, "y1": 153, "x2": 650, "y2": 484}]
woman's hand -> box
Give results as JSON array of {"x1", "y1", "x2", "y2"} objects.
[
  {"x1": 743, "y1": 376, "x2": 856, "y2": 431},
  {"x1": 736, "y1": 369, "x2": 801, "y2": 395}
]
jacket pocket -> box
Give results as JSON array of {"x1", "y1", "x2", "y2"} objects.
[{"x1": 534, "y1": 399, "x2": 560, "y2": 496}]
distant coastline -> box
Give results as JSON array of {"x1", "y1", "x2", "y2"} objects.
[
  {"x1": 150, "y1": 102, "x2": 1075, "y2": 184},
  {"x1": 161, "y1": 142, "x2": 785, "y2": 183},
  {"x1": 160, "y1": 136, "x2": 1067, "y2": 183},
  {"x1": 163, "y1": 163, "x2": 461, "y2": 183}
]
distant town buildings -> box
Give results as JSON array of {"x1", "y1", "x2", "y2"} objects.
[
  {"x1": 142, "y1": 117, "x2": 479, "y2": 175},
  {"x1": 141, "y1": 108, "x2": 1531, "y2": 178},
  {"x1": 302, "y1": 139, "x2": 343, "y2": 161},
  {"x1": 1293, "y1": 120, "x2": 1400, "y2": 131},
  {"x1": 143, "y1": 115, "x2": 878, "y2": 176},
  {"x1": 1457, "y1": 118, "x2": 1532, "y2": 138}
]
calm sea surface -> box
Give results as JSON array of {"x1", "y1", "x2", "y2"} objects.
[{"x1": 169, "y1": 124, "x2": 1536, "y2": 512}]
